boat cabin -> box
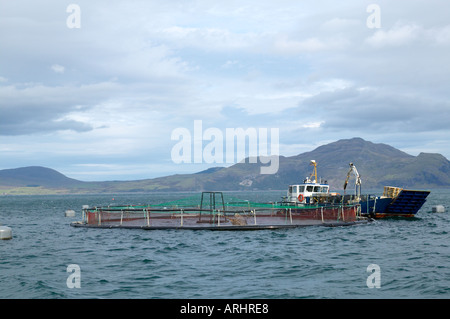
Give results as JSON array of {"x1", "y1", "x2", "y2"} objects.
[
  {"x1": 285, "y1": 160, "x2": 330, "y2": 204},
  {"x1": 287, "y1": 180, "x2": 330, "y2": 203}
]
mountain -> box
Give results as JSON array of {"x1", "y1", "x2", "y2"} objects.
[
  {"x1": 1, "y1": 138, "x2": 449, "y2": 194},
  {"x1": 176, "y1": 137, "x2": 450, "y2": 191},
  {"x1": 0, "y1": 166, "x2": 85, "y2": 188}
]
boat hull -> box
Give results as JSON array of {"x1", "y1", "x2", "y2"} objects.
[{"x1": 359, "y1": 190, "x2": 430, "y2": 218}]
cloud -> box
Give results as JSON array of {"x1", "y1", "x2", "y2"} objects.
[
  {"x1": 365, "y1": 23, "x2": 422, "y2": 48},
  {"x1": 1, "y1": 0, "x2": 450, "y2": 179},
  {"x1": 273, "y1": 32, "x2": 351, "y2": 55},
  {"x1": 365, "y1": 22, "x2": 450, "y2": 48},
  {"x1": 51, "y1": 64, "x2": 65, "y2": 74},
  {"x1": 301, "y1": 121, "x2": 324, "y2": 129},
  {"x1": 159, "y1": 26, "x2": 264, "y2": 54},
  {"x1": 300, "y1": 86, "x2": 450, "y2": 133},
  {"x1": 274, "y1": 36, "x2": 327, "y2": 53},
  {"x1": 0, "y1": 81, "x2": 120, "y2": 135},
  {"x1": 221, "y1": 60, "x2": 240, "y2": 69},
  {"x1": 433, "y1": 25, "x2": 450, "y2": 45},
  {"x1": 1, "y1": 119, "x2": 92, "y2": 136},
  {"x1": 320, "y1": 18, "x2": 361, "y2": 31}
]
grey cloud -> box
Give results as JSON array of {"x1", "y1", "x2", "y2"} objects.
[
  {"x1": 0, "y1": 118, "x2": 93, "y2": 136},
  {"x1": 0, "y1": 82, "x2": 118, "y2": 136},
  {"x1": 300, "y1": 86, "x2": 450, "y2": 133}
]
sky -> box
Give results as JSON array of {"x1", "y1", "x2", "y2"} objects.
[{"x1": 1, "y1": 0, "x2": 450, "y2": 181}]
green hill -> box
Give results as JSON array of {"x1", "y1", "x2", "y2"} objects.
[
  {"x1": 0, "y1": 166, "x2": 85, "y2": 188},
  {"x1": 1, "y1": 138, "x2": 449, "y2": 194}
]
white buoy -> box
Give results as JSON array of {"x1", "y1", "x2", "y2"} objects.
[
  {"x1": 432, "y1": 205, "x2": 445, "y2": 213},
  {"x1": 65, "y1": 209, "x2": 76, "y2": 217},
  {"x1": 0, "y1": 226, "x2": 12, "y2": 240}
]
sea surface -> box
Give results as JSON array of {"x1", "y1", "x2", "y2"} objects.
[{"x1": 1, "y1": 190, "x2": 449, "y2": 299}]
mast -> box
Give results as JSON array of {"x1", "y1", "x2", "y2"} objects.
[
  {"x1": 310, "y1": 160, "x2": 317, "y2": 183},
  {"x1": 343, "y1": 162, "x2": 361, "y2": 200}
]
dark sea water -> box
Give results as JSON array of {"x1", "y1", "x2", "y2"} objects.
[{"x1": 1, "y1": 190, "x2": 449, "y2": 299}]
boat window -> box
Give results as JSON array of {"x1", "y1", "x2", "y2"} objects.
[
  {"x1": 299, "y1": 186, "x2": 305, "y2": 192},
  {"x1": 292, "y1": 185, "x2": 298, "y2": 193},
  {"x1": 289, "y1": 186, "x2": 293, "y2": 194},
  {"x1": 313, "y1": 186, "x2": 321, "y2": 192},
  {"x1": 306, "y1": 186, "x2": 313, "y2": 192},
  {"x1": 321, "y1": 187, "x2": 328, "y2": 193}
]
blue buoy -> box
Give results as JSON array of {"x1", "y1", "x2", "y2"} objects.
[{"x1": 0, "y1": 226, "x2": 12, "y2": 240}]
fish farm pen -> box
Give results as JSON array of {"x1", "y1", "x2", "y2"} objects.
[{"x1": 70, "y1": 192, "x2": 371, "y2": 231}]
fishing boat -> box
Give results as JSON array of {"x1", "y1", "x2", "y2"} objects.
[
  {"x1": 282, "y1": 160, "x2": 430, "y2": 218},
  {"x1": 341, "y1": 162, "x2": 430, "y2": 217},
  {"x1": 357, "y1": 186, "x2": 430, "y2": 218}
]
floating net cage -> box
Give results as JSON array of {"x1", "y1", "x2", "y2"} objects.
[{"x1": 77, "y1": 192, "x2": 365, "y2": 230}]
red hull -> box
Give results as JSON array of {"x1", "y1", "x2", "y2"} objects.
[{"x1": 83, "y1": 205, "x2": 359, "y2": 228}]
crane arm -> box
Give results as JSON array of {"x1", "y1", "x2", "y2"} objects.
[
  {"x1": 343, "y1": 170, "x2": 351, "y2": 190},
  {"x1": 343, "y1": 163, "x2": 361, "y2": 190}
]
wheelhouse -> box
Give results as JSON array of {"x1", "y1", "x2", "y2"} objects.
[
  {"x1": 285, "y1": 160, "x2": 330, "y2": 204},
  {"x1": 287, "y1": 183, "x2": 330, "y2": 203}
]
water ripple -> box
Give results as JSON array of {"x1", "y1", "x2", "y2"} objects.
[{"x1": 1, "y1": 191, "x2": 450, "y2": 298}]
